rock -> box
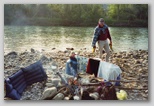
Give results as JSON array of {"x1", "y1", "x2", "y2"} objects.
[
  {"x1": 65, "y1": 52, "x2": 70, "y2": 57},
  {"x1": 64, "y1": 50, "x2": 68, "y2": 53},
  {"x1": 117, "y1": 53, "x2": 122, "y2": 58},
  {"x1": 66, "y1": 48, "x2": 74, "y2": 50},
  {"x1": 6, "y1": 51, "x2": 18, "y2": 56},
  {"x1": 139, "y1": 59, "x2": 144, "y2": 63},
  {"x1": 89, "y1": 92, "x2": 99, "y2": 100},
  {"x1": 52, "y1": 93, "x2": 65, "y2": 100},
  {"x1": 5, "y1": 51, "x2": 18, "y2": 59},
  {"x1": 64, "y1": 74, "x2": 74, "y2": 81},
  {"x1": 4, "y1": 97, "x2": 13, "y2": 100},
  {"x1": 143, "y1": 55, "x2": 148, "y2": 59},
  {"x1": 47, "y1": 75, "x2": 52, "y2": 78},
  {"x1": 52, "y1": 48, "x2": 56, "y2": 50},
  {"x1": 138, "y1": 69, "x2": 143, "y2": 73},
  {"x1": 47, "y1": 80, "x2": 52, "y2": 83},
  {"x1": 73, "y1": 95, "x2": 80, "y2": 100},
  {"x1": 134, "y1": 60, "x2": 140, "y2": 64},
  {"x1": 45, "y1": 83, "x2": 55, "y2": 87},
  {"x1": 41, "y1": 87, "x2": 57, "y2": 99},
  {"x1": 49, "y1": 57, "x2": 52, "y2": 61},
  {"x1": 143, "y1": 60, "x2": 148, "y2": 64},
  {"x1": 64, "y1": 97, "x2": 70, "y2": 100},
  {"x1": 42, "y1": 49, "x2": 45, "y2": 52},
  {"x1": 4, "y1": 49, "x2": 148, "y2": 100},
  {"x1": 31, "y1": 48, "x2": 35, "y2": 53},
  {"x1": 52, "y1": 78, "x2": 61, "y2": 86},
  {"x1": 40, "y1": 55, "x2": 49, "y2": 62},
  {"x1": 145, "y1": 90, "x2": 148, "y2": 93}
]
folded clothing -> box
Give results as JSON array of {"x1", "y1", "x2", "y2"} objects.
[
  {"x1": 97, "y1": 61, "x2": 122, "y2": 85},
  {"x1": 86, "y1": 58, "x2": 122, "y2": 86}
]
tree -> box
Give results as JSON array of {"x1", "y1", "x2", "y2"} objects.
[{"x1": 107, "y1": 4, "x2": 148, "y2": 21}]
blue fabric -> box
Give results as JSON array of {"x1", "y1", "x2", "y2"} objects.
[
  {"x1": 6, "y1": 89, "x2": 21, "y2": 100},
  {"x1": 5, "y1": 70, "x2": 27, "y2": 100},
  {"x1": 70, "y1": 60, "x2": 77, "y2": 72},
  {"x1": 115, "y1": 75, "x2": 121, "y2": 86},
  {"x1": 65, "y1": 59, "x2": 78, "y2": 77},
  {"x1": 11, "y1": 75, "x2": 25, "y2": 88},
  {"x1": 75, "y1": 55, "x2": 88, "y2": 73},
  {"x1": 104, "y1": 74, "x2": 121, "y2": 86},
  {"x1": 16, "y1": 82, "x2": 27, "y2": 94},
  {"x1": 22, "y1": 61, "x2": 47, "y2": 85},
  {"x1": 9, "y1": 70, "x2": 27, "y2": 94},
  {"x1": 92, "y1": 24, "x2": 108, "y2": 47},
  {"x1": 5, "y1": 61, "x2": 47, "y2": 100},
  {"x1": 5, "y1": 79, "x2": 13, "y2": 94},
  {"x1": 9, "y1": 70, "x2": 24, "y2": 82},
  {"x1": 65, "y1": 60, "x2": 71, "y2": 75}
]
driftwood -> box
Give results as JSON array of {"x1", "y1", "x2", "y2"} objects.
[
  {"x1": 80, "y1": 79, "x2": 148, "y2": 91},
  {"x1": 78, "y1": 72, "x2": 149, "y2": 91},
  {"x1": 81, "y1": 83, "x2": 101, "y2": 86},
  {"x1": 114, "y1": 86, "x2": 148, "y2": 90},
  {"x1": 81, "y1": 79, "x2": 148, "y2": 86},
  {"x1": 108, "y1": 80, "x2": 148, "y2": 83}
]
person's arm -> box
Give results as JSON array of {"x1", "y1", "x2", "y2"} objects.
[
  {"x1": 107, "y1": 28, "x2": 112, "y2": 44},
  {"x1": 92, "y1": 27, "x2": 100, "y2": 47}
]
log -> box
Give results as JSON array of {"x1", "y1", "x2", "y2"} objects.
[
  {"x1": 81, "y1": 83, "x2": 101, "y2": 86},
  {"x1": 80, "y1": 79, "x2": 148, "y2": 86},
  {"x1": 115, "y1": 86, "x2": 148, "y2": 90},
  {"x1": 108, "y1": 80, "x2": 148, "y2": 83}
]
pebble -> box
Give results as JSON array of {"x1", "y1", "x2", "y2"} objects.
[{"x1": 64, "y1": 97, "x2": 70, "y2": 100}]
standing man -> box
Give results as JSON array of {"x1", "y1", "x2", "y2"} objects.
[{"x1": 92, "y1": 18, "x2": 112, "y2": 62}]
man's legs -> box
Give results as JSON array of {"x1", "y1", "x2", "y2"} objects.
[
  {"x1": 98, "y1": 40, "x2": 104, "y2": 59},
  {"x1": 104, "y1": 40, "x2": 110, "y2": 62}
]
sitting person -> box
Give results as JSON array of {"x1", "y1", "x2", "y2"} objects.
[{"x1": 65, "y1": 52, "x2": 78, "y2": 77}]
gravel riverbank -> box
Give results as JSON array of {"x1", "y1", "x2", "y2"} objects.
[{"x1": 4, "y1": 48, "x2": 148, "y2": 100}]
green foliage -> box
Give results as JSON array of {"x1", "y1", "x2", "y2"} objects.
[
  {"x1": 108, "y1": 4, "x2": 148, "y2": 21},
  {"x1": 4, "y1": 4, "x2": 148, "y2": 27}
]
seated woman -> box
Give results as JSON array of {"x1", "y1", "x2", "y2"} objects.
[{"x1": 65, "y1": 52, "x2": 78, "y2": 77}]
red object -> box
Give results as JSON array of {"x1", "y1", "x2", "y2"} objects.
[
  {"x1": 97, "y1": 24, "x2": 112, "y2": 41},
  {"x1": 86, "y1": 58, "x2": 100, "y2": 77}
]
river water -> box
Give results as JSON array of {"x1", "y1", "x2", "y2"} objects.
[{"x1": 4, "y1": 25, "x2": 148, "y2": 54}]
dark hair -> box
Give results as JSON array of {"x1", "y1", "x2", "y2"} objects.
[{"x1": 99, "y1": 18, "x2": 104, "y2": 22}]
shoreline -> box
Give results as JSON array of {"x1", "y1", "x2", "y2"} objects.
[{"x1": 4, "y1": 48, "x2": 148, "y2": 100}]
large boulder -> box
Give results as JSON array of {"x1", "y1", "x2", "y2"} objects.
[
  {"x1": 41, "y1": 87, "x2": 57, "y2": 99},
  {"x1": 52, "y1": 93, "x2": 64, "y2": 100}
]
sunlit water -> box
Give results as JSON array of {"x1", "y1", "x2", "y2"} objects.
[{"x1": 4, "y1": 26, "x2": 148, "y2": 54}]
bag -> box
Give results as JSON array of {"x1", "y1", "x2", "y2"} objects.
[{"x1": 99, "y1": 84, "x2": 118, "y2": 100}]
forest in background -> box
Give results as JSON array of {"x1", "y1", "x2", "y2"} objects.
[{"x1": 4, "y1": 4, "x2": 148, "y2": 27}]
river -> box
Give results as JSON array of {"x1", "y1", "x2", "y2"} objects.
[{"x1": 4, "y1": 25, "x2": 148, "y2": 54}]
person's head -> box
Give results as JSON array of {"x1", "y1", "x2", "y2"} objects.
[
  {"x1": 98, "y1": 18, "x2": 105, "y2": 27},
  {"x1": 69, "y1": 51, "x2": 76, "y2": 57}
]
